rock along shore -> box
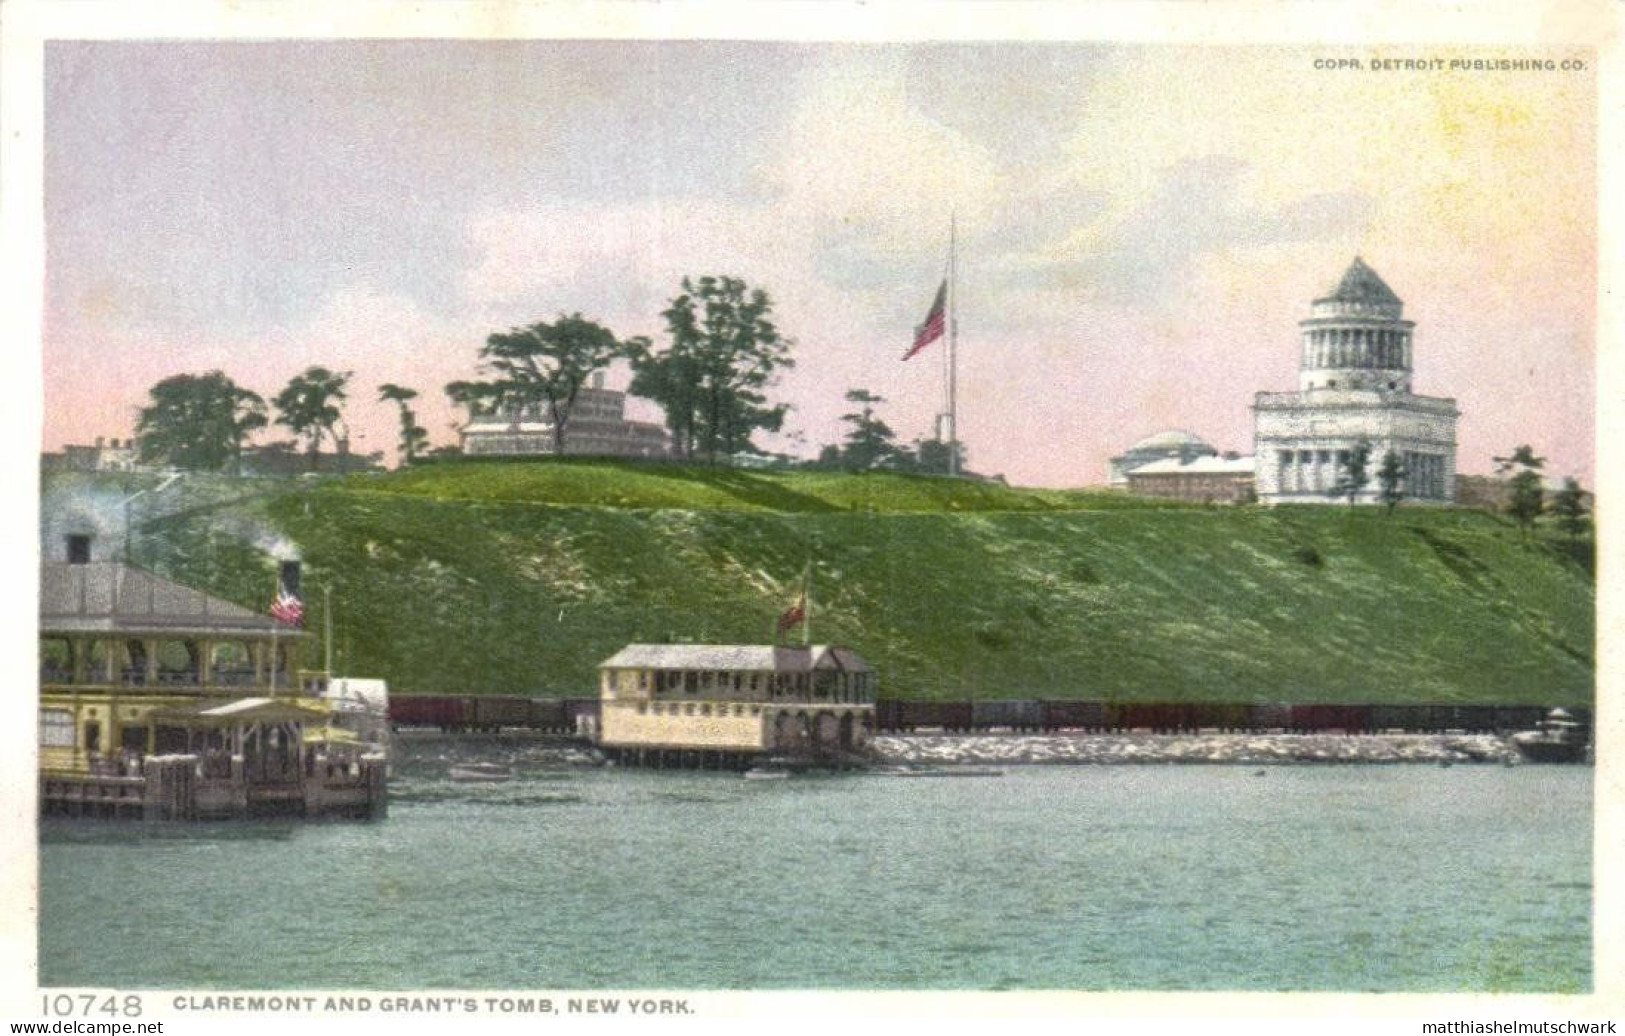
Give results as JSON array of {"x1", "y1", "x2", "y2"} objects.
[{"x1": 867, "y1": 732, "x2": 1524, "y2": 766}]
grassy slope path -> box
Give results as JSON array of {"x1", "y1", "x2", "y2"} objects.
[{"x1": 104, "y1": 459, "x2": 1592, "y2": 705}]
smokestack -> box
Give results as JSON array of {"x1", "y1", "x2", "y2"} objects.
[{"x1": 279, "y1": 560, "x2": 302, "y2": 599}]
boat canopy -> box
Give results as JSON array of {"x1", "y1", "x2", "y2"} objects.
[{"x1": 150, "y1": 697, "x2": 328, "y2": 728}]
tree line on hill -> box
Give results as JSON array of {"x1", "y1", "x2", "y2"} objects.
[
  {"x1": 119, "y1": 273, "x2": 1588, "y2": 537},
  {"x1": 127, "y1": 271, "x2": 973, "y2": 478}
]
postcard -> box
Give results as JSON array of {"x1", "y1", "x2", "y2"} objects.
[{"x1": 2, "y1": 0, "x2": 1618, "y2": 1026}]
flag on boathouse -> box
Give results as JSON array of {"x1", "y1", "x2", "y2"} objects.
[
  {"x1": 777, "y1": 592, "x2": 806, "y2": 635},
  {"x1": 270, "y1": 561, "x2": 304, "y2": 627},
  {"x1": 902, "y1": 280, "x2": 947, "y2": 360},
  {"x1": 270, "y1": 590, "x2": 304, "y2": 627}
]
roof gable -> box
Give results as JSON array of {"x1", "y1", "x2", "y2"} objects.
[
  {"x1": 599, "y1": 643, "x2": 872, "y2": 674},
  {"x1": 40, "y1": 562, "x2": 300, "y2": 637}
]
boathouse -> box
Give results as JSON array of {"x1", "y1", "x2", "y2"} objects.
[
  {"x1": 38, "y1": 557, "x2": 385, "y2": 819},
  {"x1": 595, "y1": 644, "x2": 877, "y2": 769}
]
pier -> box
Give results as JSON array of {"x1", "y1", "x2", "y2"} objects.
[{"x1": 41, "y1": 753, "x2": 387, "y2": 821}]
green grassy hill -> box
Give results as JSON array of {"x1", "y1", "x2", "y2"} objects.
[{"x1": 76, "y1": 459, "x2": 1593, "y2": 705}]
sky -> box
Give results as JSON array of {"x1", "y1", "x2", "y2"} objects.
[{"x1": 41, "y1": 40, "x2": 1597, "y2": 486}]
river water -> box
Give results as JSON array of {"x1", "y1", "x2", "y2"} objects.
[{"x1": 38, "y1": 739, "x2": 1591, "y2": 992}]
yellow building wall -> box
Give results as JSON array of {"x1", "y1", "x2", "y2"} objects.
[
  {"x1": 600, "y1": 701, "x2": 769, "y2": 751},
  {"x1": 601, "y1": 668, "x2": 653, "y2": 701},
  {"x1": 39, "y1": 692, "x2": 195, "y2": 775}
]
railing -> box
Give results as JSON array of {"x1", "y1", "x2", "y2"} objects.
[{"x1": 40, "y1": 672, "x2": 299, "y2": 694}]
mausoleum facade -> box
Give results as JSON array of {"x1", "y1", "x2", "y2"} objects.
[{"x1": 1253, "y1": 258, "x2": 1458, "y2": 505}]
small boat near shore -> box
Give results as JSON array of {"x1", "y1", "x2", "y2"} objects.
[
  {"x1": 875, "y1": 766, "x2": 1005, "y2": 778},
  {"x1": 449, "y1": 762, "x2": 513, "y2": 783},
  {"x1": 1511, "y1": 709, "x2": 1589, "y2": 764}
]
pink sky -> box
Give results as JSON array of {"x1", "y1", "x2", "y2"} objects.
[{"x1": 41, "y1": 42, "x2": 1596, "y2": 486}]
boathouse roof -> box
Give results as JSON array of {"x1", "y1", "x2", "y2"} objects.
[
  {"x1": 40, "y1": 561, "x2": 307, "y2": 638},
  {"x1": 599, "y1": 644, "x2": 872, "y2": 674}
]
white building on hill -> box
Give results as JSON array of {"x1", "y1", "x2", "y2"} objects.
[
  {"x1": 1253, "y1": 258, "x2": 1458, "y2": 506},
  {"x1": 460, "y1": 374, "x2": 669, "y2": 459}
]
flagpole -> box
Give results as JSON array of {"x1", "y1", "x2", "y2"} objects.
[
  {"x1": 803, "y1": 562, "x2": 812, "y2": 648},
  {"x1": 324, "y1": 585, "x2": 333, "y2": 678},
  {"x1": 270, "y1": 572, "x2": 280, "y2": 697},
  {"x1": 948, "y1": 214, "x2": 960, "y2": 477}
]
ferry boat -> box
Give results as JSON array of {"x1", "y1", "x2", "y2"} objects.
[{"x1": 1510, "y1": 708, "x2": 1590, "y2": 764}]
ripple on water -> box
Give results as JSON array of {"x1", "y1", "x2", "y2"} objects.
[{"x1": 38, "y1": 765, "x2": 1592, "y2": 992}]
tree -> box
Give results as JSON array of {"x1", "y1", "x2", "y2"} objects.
[
  {"x1": 1550, "y1": 477, "x2": 1589, "y2": 541},
  {"x1": 274, "y1": 367, "x2": 352, "y2": 471},
  {"x1": 135, "y1": 371, "x2": 267, "y2": 474},
  {"x1": 472, "y1": 314, "x2": 644, "y2": 455},
  {"x1": 630, "y1": 276, "x2": 794, "y2": 463},
  {"x1": 838, "y1": 389, "x2": 901, "y2": 470},
  {"x1": 444, "y1": 379, "x2": 505, "y2": 419},
  {"x1": 1376, "y1": 450, "x2": 1406, "y2": 515},
  {"x1": 1328, "y1": 440, "x2": 1372, "y2": 506},
  {"x1": 911, "y1": 437, "x2": 967, "y2": 476},
  {"x1": 378, "y1": 383, "x2": 430, "y2": 466},
  {"x1": 1494, "y1": 445, "x2": 1546, "y2": 534}
]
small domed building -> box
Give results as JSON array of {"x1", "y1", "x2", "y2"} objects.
[
  {"x1": 1252, "y1": 258, "x2": 1458, "y2": 505},
  {"x1": 1106, "y1": 429, "x2": 1218, "y2": 488}
]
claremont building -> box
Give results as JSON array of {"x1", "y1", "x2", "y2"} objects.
[
  {"x1": 459, "y1": 374, "x2": 669, "y2": 459},
  {"x1": 1253, "y1": 258, "x2": 1458, "y2": 505}
]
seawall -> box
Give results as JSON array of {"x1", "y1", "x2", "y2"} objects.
[{"x1": 868, "y1": 732, "x2": 1525, "y2": 765}]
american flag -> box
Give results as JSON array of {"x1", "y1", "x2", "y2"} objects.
[
  {"x1": 776, "y1": 593, "x2": 806, "y2": 635},
  {"x1": 902, "y1": 280, "x2": 947, "y2": 361},
  {"x1": 270, "y1": 589, "x2": 304, "y2": 627}
]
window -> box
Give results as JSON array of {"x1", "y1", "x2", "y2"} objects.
[
  {"x1": 120, "y1": 725, "x2": 147, "y2": 752},
  {"x1": 39, "y1": 709, "x2": 75, "y2": 747}
]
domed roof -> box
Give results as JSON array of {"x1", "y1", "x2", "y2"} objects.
[
  {"x1": 1128, "y1": 429, "x2": 1212, "y2": 453},
  {"x1": 1318, "y1": 256, "x2": 1401, "y2": 306}
]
